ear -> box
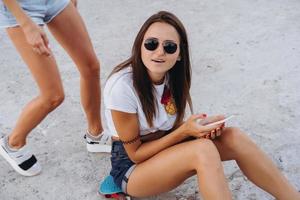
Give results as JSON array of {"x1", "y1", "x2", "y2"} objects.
[{"x1": 177, "y1": 55, "x2": 181, "y2": 61}]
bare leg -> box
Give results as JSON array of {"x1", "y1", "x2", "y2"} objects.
[
  {"x1": 213, "y1": 127, "x2": 300, "y2": 200},
  {"x1": 6, "y1": 27, "x2": 64, "y2": 149},
  {"x1": 127, "y1": 139, "x2": 232, "y2": 200},
  {"x1": 47, "y1": 3, "x2": 102, "y2": 135}
]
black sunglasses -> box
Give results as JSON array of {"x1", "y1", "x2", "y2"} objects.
[{"x1": 144, "y1": 38, "x2": 178, "y2": 54}]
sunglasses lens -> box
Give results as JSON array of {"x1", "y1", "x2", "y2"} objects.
[
  {"x1": 144, "y1": 39, "x2": 178, "y2": 54},
  {"x1": 144, "y1": 39, "x2": 159, "y2": 51},
  {"x1": 164, "y1": 42, "x2": 177, "y2": 54}
]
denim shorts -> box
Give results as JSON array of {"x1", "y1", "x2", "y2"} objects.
[
  {"x1": 0, "y1": 0, "x2": 70, "y2": 28},
  {"x1": 110, "y1": 141, "x2": 136, "y2": 194}
]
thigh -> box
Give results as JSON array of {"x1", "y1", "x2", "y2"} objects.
[
  {"x1": 126, "y1": 140, "x2": 200, "y2": 197},
  {"x1": 46, "y1": 3, "x2": 98, "y2": 74},
  {"x1": 6, "y1": 27, "x2": 63, "y2": 95}
]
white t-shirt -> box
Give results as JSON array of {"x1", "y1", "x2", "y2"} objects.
[{"x1": 104, "y1": 67, "x2": 177, "y2": 136}]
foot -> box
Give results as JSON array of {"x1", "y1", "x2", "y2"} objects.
[
  {"x1": 84, "y1": 131, "x2": 111, "y2": 153},
  {"x1": 0, "y1": 136, "x2": 42, "y2": 176}
]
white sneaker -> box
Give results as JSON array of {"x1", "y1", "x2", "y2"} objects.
[
  {"x1": 0, "y1": 136, "x2": 42, "y2": 176},
  {"x1": 84, "y1": 131, "x2": 111, "y2": 153}
]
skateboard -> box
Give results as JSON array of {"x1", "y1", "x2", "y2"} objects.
[{"x1": 99, "y1": 175, "x2": 131, "y2": 200}]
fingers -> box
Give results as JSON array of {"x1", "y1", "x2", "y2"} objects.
[
  {"x1": 40, "y1": 33, "x2": 51, "y2": 56},
  {"x1": 191, "y1": 113, "x2": 207, "y2": 120},
  {"x1": 203, "y1": 131, "x2": 216, "y2": 140},
  {"x1": 193, "y1": 113, "x2": 207, "y2": 124},
  {"x1": 205, "y1": 115, "x2": 225, "y2": 124},
  {"x1": 29, "y1": 27, "x2": 51, "y2": 56},
  {"x1": 32, "y1": 47, "x2": 41, "y2": 55},
  {"x1": 23, "y1": 23, "x2": 51, "y2": 56},
  {"x1": 33, "y1": 38, "x2": 51, "y2": 57},
  {"x1": 33, "y1": 42, "x2": 50, "y2": 56},
  {"x1": 41, "y1": 32, "x2": 49, "y2": 48},
  {"x1": 210, "y1": 129, "x2": 216, "y2": 139},
  {"x1": 188, "y1": 113, "x2": 226, "y2": 139},
  {"x1": 200, "y1": 123, "x2": 222, "y2": 133},
  {"x1": 202, "y1": 125, "x2": 224, "y2": 140},
  {"x1": 215, "y1": 127, "x2": 222, "y2": 137},
  {"x1": 220, "y1": 123, "x2": 225, "y2": 131}
]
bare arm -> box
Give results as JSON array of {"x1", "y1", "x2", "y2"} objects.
[
  {"x1": 111, "y1": 110, "x2": 224, "y2": 164},
  {"x1": 3, "y1": 0, "x2": 51, "y2": 56}
]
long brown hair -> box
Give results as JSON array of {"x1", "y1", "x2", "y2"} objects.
[{"x1": 109, "y1": 11, "x2": 193, "y2": 128}]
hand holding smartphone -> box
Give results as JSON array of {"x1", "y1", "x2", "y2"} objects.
[{"x1": 197, "y1": 115, "x2": 235, "y2": 127}]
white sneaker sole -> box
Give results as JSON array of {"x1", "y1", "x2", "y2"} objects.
[
  {"x1": 0, "y1": 145, "x2": 41, "y2": 177},
  {"x1": 87, "y1": 143, "x2": 111, "y2": 153}
]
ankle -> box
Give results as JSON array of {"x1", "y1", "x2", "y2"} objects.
[
  {"x1": 86, "y1": 130, "x2": 103, "y2": 139},
  {"x1": 8, "y1": 136, "x2": 26, "y2": 150},
  {"x1": 87, "y1": 128, "x2": 103, "y2": 137}
]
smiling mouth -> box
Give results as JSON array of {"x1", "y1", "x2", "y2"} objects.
[{"x1": 151, "y1": 59, "x2": 165, "y2": 63}]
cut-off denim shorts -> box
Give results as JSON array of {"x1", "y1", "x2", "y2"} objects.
[
  {"x1": 110, "y1": 141, "x2": 136, "y2": 194},
  {"x1": 0, "y1": 0, "x2": 70, "y2": 28}
]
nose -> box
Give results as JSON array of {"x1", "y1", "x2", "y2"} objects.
[{"x1": 155, "y1": 43, "x2": 165, "y2": 56}]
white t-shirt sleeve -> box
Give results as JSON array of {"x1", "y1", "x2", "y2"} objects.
[{"x1": 105, "y1": 78, "x2": 137, "y2": 113}]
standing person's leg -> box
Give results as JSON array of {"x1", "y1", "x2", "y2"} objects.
[
  {"x1": 46, "y1": 3, "x2": 110, "y2": 152},
  {"x1": 0, "y1": 26, "x2": 64, "y2": 176},
  {"x1": 212, "y1": 127, "x2": 300, "y2": 200}
]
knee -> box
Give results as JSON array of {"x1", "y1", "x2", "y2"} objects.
[
  {"x1": 220, "y1": 127, "x2": 254, "y2": 154},
  {"x1": 80, "y1": 58, "x2": 100, "y2": 79},
  {"x1": 41, "y1": 91, "x2": 65, "y2": 111},
  {"x1": 191, "y1": 139, "x2": 221, "y2": 169}
]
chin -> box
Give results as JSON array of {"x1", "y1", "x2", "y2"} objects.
[{"x1": 148, "y1": 68, "x2": 168, "y2": 74}]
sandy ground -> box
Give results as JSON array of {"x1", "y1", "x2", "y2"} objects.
[{"x1": 0, "y1": 0, "x2": 299, "y2": 199}]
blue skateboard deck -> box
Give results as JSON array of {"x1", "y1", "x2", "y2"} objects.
[{"x1": 99, "y1": 175, "x2": 131, "y2": 200}]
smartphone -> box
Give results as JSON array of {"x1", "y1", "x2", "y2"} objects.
[{"x1": 197, "y1": 115, "x2": 235, "y2": 127}]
